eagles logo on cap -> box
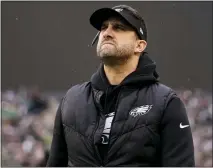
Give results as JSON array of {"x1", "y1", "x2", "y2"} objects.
[
  {"x1": 140, "y1": 28, "x2": 143, "y2": 35},
  {"x1": 114, "y1": 8, "x2": 123, "y2": 12}
]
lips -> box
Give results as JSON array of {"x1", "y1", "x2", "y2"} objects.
[{"x1": 101, "y1": 41, "x2": 115, "y2": 46}]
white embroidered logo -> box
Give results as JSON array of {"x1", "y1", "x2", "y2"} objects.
[
  {"x1": 130, "y1": 105, "x2": 153, "y2": 117},
  {"x1": 180, "y1": 123, "x2": 189, "y2": 129},
  {"x1": 140, "y1": 28, "x2": 143, "y2": 35},
  {"x1": 114, "y1": 8, "x2": 123, "y2": 12}
]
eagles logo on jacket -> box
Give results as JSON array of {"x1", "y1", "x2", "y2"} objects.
[{"x1": 47, "y1": 53, "x2": 195, "y2": 167}]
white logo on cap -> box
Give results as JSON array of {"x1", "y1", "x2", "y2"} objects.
[
  {"x1": 140, "y1": 28, "x2": 143, "y2": 35},
  {"x1": 115, "y1": 8, "x2": 123, "y2": 12}
]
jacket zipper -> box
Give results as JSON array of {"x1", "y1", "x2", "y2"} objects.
[
  {"x1": 103, "y1": 87, "x2": 109, "y2": 112},
  {"x1": 100, "y1": 87, "x2": 110, "y2": 166},
  {"x1": 92, "y1": 114, "x2": 104, "y2": 166},
  {"x1": 92, "y1": 90, "x2": 107, "y2": 166}
]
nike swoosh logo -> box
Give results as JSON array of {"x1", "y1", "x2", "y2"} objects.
[{"x1": 180, "y1": 123, "x2": 189, "y2": 128}]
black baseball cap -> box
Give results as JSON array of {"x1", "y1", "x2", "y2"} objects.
[{"x1": 89, "y1": 5, "x2": 147, "y2": 46}]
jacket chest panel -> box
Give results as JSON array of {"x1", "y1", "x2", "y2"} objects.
[
  {"x1": 108, "y1": 89, "x2": 163, "y2": 147},
  {"x1": 62, "y1": 92, "x2": 99, "y2": 139}
]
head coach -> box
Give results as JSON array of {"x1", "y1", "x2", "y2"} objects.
[{"x1": 47, "y1": 4, "x2": 195, "y2": 167}]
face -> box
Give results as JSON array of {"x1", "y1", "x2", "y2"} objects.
[{"x1": 96, "y1": 17, "x2": 140, "y2": 66}]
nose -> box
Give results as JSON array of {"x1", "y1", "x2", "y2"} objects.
[{"x1": 102, "y1": 25, "x2": 113, "y2": 39}]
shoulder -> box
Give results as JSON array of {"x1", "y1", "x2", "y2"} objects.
[
  {"x1": 155, "y1": 83, "x2": 176, "y2": 96},
  {"x1": 66, "y1": 81, "x2": 91, "y2": 96},
  {"x1": 151, "y1": 83, "x2": 176, "y2": 96},
  {"x1": 61, "y1": 81, "x2": 91, "y2": 105},
  {"x1": 151, "y1": 83, "x2": 178, "y2": 108},
  {"x1": 66, "y1": 81, "x2": 91, "y2": 97}
]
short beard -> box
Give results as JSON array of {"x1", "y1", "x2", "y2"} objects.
[
  {"x1": 100, "y1": 55, "x2": 131, "y2": 66},
  {"x1": 97, "y1": 44, "x2": 134, "y2": 67}
]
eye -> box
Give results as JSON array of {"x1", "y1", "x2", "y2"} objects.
[
  {"x1": 114, "y1": 24, "x2": 125, "y2": 30},
  {"x1": 101, "y1": 24, "x2": 107, "y2": 30}
]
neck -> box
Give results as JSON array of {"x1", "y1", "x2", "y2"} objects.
[{"x1": 104, "y1": 55, "x2": 140, "y2": 85}]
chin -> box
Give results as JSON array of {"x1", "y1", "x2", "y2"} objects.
[
  {"x1": 99, "y1": 49, "x2": 117, "y2": 57},
  {"x1": 100, "y1": 53, "x2": 115, "y2": 58}
]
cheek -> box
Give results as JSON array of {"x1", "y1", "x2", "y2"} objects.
[
  {"x1": 118, "y1": 38, "x2": 136, "y2": 48},
  {"x1": 97, "y1": 36, "x2": 104, "y2": 46},
  {"x1": 98, "y1": 34, "x2": 105, "y2": 42},
  {"x1": 97, "y1": 40, "x2": 102, "y2": 49}
]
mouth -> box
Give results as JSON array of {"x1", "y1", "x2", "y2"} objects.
[{"x1": 101, "y1": 42, "x2": 115, "y2": 46}]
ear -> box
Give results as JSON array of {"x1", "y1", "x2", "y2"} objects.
[{"x1": 135, "y1": 40, "x2": 147, "y2": 53}]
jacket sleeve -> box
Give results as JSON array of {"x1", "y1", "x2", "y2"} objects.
[
  {"x1": 46, "y1": 98, "x2": 68, "y2": 167},
  {"x1": 160, "y1": 94, "x2": 195, "y2": 166}
]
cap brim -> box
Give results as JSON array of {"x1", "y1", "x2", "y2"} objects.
[{"x1": 90, "y1": 8, "x2": 126, "y2": 30}]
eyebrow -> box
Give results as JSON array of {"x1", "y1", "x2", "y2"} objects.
[{"x1": 102, "y1": 20, "x2": 134, "y2": 30}]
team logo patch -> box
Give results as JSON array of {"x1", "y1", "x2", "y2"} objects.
[{"x1": 130, "y1": 105, "x2": 153, "y2": 117}]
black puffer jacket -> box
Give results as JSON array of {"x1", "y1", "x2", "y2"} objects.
[{"x1": 47, "y1": 53, "x2": 195, "y2": 167}]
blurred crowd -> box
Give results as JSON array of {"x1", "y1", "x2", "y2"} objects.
[
  {"x1": 1, "y1": 87, "x2": 212, "y2": 167},
  {"x1": 177, "y1": 89, "x2": 212, "y2": 167},
  {"x1": 1, "y1": 86, "x2": 59, "y2": 166}
]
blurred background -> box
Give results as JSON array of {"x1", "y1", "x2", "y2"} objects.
[{"x1": 1, "y1": 1, "x2": 212, "y2": 167}]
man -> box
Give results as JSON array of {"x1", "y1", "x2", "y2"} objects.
[{"x1": 47, "y1": 5, "x2": 195, "y2": 167}]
